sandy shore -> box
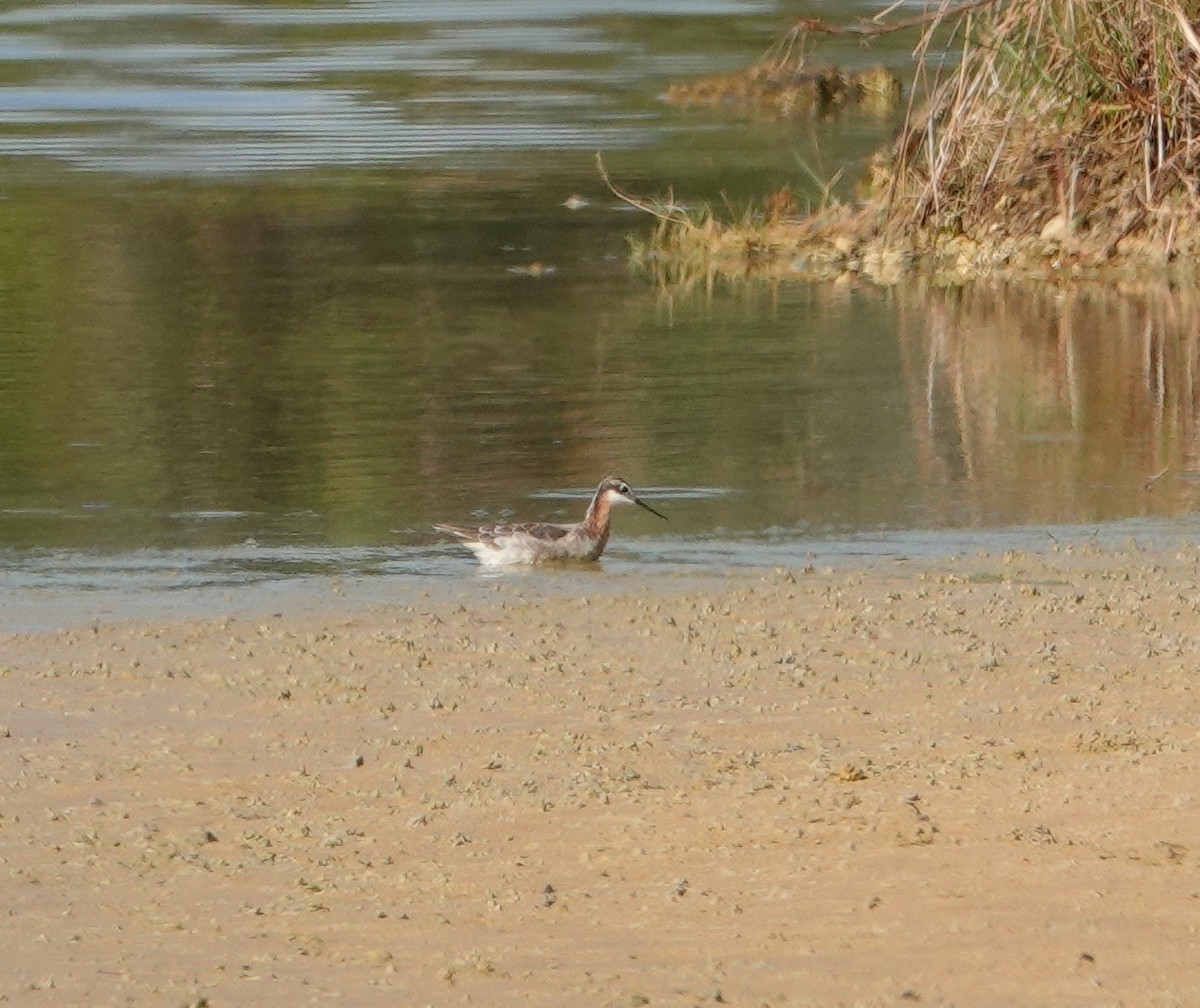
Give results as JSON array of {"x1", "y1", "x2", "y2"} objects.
[{"x1": 3, "y1": 545, "x2": 1200, "y2": 1007}]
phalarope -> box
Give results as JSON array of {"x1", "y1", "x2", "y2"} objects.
[{"x1": 434, "y1": 476, "x2": 667, "y2": 566}]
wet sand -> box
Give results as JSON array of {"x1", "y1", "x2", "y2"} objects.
[{"x1": 3, "y1": 545, "x2": 1199, "y2": 1007}]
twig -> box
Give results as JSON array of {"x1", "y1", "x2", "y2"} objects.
[
  {"x1": 595, "y1": 152, "x2": 692, "y2": 223},
  {"x1": 1172, "y1": 3, "x2": 1200, "y2": 57},
  {"x1": 1143, "y1": 466, "x2": 1170, "y2": 491}
]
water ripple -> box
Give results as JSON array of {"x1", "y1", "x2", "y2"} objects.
[{"x1": 0, "y1": 0, "x2": 774, "y2": 176}]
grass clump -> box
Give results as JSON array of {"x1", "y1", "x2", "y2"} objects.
[{"x1": 633, "y1": 0, "x2": 1200, "y2": 284}]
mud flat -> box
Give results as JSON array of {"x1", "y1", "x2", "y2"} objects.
[{"x1": 3, "y1": 545, "x2": 1199, "y2": 1006}]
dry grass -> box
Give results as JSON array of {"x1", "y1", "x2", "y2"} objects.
[
  {"x1": 635, "y1": 0, "x2": 1200, "y2": 284},
  {"x1": 887, "y1": 0, "x2": 1200, "y2": 255}
]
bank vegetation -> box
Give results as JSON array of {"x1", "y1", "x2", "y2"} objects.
[{"x1": 624, "y1": 0, "x2": 1200, "y2": 285}]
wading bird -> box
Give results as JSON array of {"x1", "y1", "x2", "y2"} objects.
[{"x1": 434, "y1": 476, "x2": 667, "y2": 566}]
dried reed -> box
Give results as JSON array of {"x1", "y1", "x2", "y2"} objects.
[
  {"x1": 631, "y1": 0, "x2": 1200, "y2": 283},
  {"x1": 887, "y1": 0, "x2": 1200, "y2": 262}
]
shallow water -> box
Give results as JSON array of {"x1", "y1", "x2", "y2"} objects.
[{"x1": 1, "y1": 1, "x2": 1199, "y2": 629}]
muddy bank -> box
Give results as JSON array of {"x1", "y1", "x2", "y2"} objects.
[{"x1": 3, "y1": 546, "x2": 1199, "y2": 1006}]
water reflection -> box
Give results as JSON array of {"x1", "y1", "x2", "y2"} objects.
[
  {"x1": 5, "y1": 207, "x2": 1200, "y2": 557},
  {"x1": 899, "y1": 282, "x2": 1200, "y2": 527}
]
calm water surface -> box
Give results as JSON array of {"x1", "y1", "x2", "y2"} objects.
[{"x1": 2, "y1": 0, "x2": 1200, "y2": 627}]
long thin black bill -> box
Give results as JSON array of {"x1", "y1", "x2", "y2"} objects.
[{"x1": 634, "y1": 497, "x2": 668, "y2": 521}]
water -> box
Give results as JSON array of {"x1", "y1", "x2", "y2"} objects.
[{"x1": 1, "y1": 1, "x2": 1199, "y2": 629}]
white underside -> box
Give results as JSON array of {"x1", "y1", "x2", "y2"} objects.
[
  {"x1": 462, "y1": 530, "x2": 597, "y2": 567},
  {"x1": 467, "y1": 538, "x2": 545, "y2": 566}
]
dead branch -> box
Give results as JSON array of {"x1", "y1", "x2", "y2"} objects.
[{"x1": 595, "y1": 152, "x2": 691, "y2": 223}]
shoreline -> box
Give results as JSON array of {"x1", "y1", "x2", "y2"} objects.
[
  {"x1": 5, "y1": 511, "x2": 1200, "y2": 636},
  {"x1": 3, "y1": 544, "x2": 1199, "y2": 1005}
]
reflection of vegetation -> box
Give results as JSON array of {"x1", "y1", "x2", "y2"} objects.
[
  {"x1": 641, "y1": 0, "x2": 1200, "y2": 283},
  {"x1": 900, "y1": 282, "x2": 1200, "y2": 525},
  {"x1": 2, "y1": 173, "x2": 786, "y2": 547},
  {"x1": 4, "y1": 172, "x2": 1200, "y2": 552}
]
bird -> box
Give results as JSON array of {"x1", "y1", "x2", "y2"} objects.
[{"x1": 434, "y1": 476, "x2": 667, "y2": 566}]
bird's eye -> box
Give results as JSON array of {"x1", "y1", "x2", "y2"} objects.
[{"x1": 618, "y1": 482, "x2": 630, "y2": 493}]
